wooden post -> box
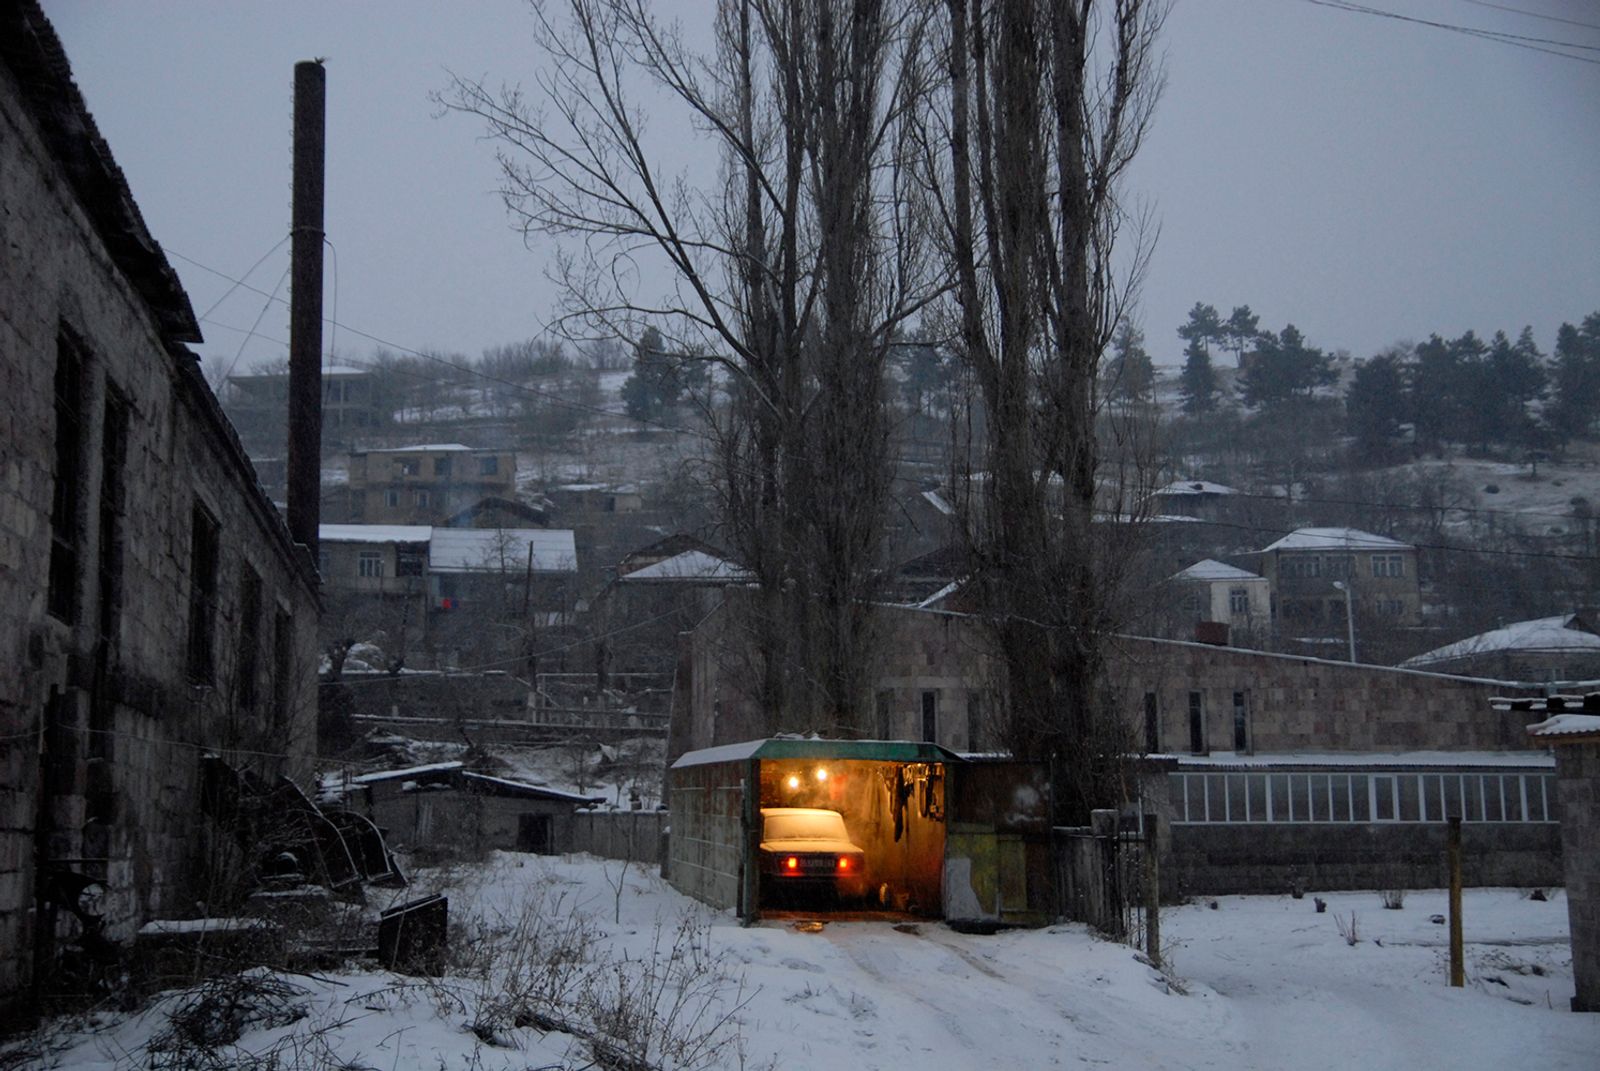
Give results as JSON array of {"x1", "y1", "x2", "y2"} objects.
[
  {"x1": 1448, "y1": 816, "x2": 1464, "y2": 987},
  {"x1": 1144, "y1": 812, "x2": 1161, "y2": 968}
]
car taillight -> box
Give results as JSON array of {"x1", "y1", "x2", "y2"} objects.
[
  {"x1": 786, "y1": 856, "x2": 799, "y2": 871},
  {"x1": 837, "y1": 857, "x2": 850, "y2": 871}
]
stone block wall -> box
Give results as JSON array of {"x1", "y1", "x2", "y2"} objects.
[
  {"x1": 0, "y1": 19, "x2": 320, "y2": 1015},
  {"x1": 1164, "y1": 822, "x2": 1563, "y2": 897},
  {"x1": 1552, "y1": 743, "x2": 1600, "y2": 1012}
]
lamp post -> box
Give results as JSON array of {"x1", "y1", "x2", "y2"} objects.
[{"x1": 1331, "y1": 580, "x2": 1356, "y2": 662}]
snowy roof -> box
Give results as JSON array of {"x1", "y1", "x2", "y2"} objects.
[
  {"x1": 319, "y1": 524, "x2": 433, "y2": 545},
  {"x1": 1401, "y1": 615, "x2": 1600, "y2": 668},
  {"x1": 672, "y1": 737, "x2": 963, "y2": 769},
  {"x1": 1171, "y1": 750, "x2": 1553, "y2": 770},
  {"x1": 348, "y1": 761, "x2": 464, "y2": 784},
  {"x1": 324, "y1": 364, "x2": 368, "y2": 377},
  {"x1": 1526, "y1": 714, "x2": 1600, "y2": 742},
  {"x1": 428, "y1": 528, "x2": 577, "y2": 573},
  {"x1": 1172, "y1": 559, "x2": 1265, "y2": 583},
  {"x1": 459, "y1": 771, "x2": 605, "y2": 803},
  {"x1": 366, "y1": 443, "x2": 479, "y2": 454},
  {"x1": 1153, "y1": 479, "x2": 1238, "y2": 497},
  {"x1": 616, "y1": 549, "x2": 750, "y2": 583},
  {"x1": 1261, "y1": 527, "x2": 1412, "y2": 553}
]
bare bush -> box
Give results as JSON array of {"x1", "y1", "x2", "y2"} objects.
[{"x1": 1335, "y1": 912, "x2": 1360, "y2": 946}]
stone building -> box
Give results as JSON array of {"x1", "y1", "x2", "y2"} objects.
[
  {"x1": 671, "y1": 598, "x2": 1558, "y2": 893},
  {"x1": 1401, "y1": 613, "x2": 1600, "y2": 685},
  {"x1": 346, "y1": 443, "x2": 518, "y2": 525},
  {"x1": 1258, "y1": 526, "x2": 1423, "y2": 633},
  {"x1": 1523, "y1": 702, "x2": 1600, "y2": 1012},
  {"x1": 0, "y1": 4, "x2": 320, "y2": 1013},
  {"x1": 1167, "y1": 559, "x2": 1272, "y2": 647}
]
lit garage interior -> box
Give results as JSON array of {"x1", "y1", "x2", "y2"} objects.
[{"x1": 667, "y1": 739, "x2": 1052, "y2": 924}]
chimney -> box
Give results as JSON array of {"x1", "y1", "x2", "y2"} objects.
[{"x1": 286, "y1": 59, "x2": 325, "y2": 557}]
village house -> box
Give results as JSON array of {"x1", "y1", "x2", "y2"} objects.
[
  {"x1": 1168, "y1": 558, "x2": 1272, "y2": 646},
  {"x1": 1257, "y1": 526, "x2": 1423, "y2": 635},
  {"x1": 1148, "y1": 478, "x2": 1242, "y2": 521},
  {"x1": 346, "y1": 443, "x2": 519, "y2": 526},
  {"x1": 1401, "y1": 613, "x2": 1600, "y2": 685},
  {"x1": 224, "y1": 363, "x2": 379, "y2": 455},
  {"x1": 0, "y1": 2, "x2": 320, "y2": 1014}
]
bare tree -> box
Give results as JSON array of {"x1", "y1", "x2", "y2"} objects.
[
  {"x1": 937, "y1": 0, "x2": 1167, "y2": 820},
  {"x1": 443, "y1": 0, "x2": 941, "y2": 733}
]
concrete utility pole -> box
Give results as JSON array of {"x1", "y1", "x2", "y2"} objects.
[{"x1": 286, "y1": 59, "x2": 326, "y2": 558}]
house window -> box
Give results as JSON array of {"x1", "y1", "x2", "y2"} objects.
[
  {"x1": 1376, "y1": 598, "x2": 1405, "y2": 617},
  {"x1": 384, "y1": 490, "x2": 400, "y2": 508},
  {"x1": 396, "y1": 552, "x2": 425, "y2": 577},
  {"x1": 358, "y1": 551, "x2": 385, "y2": 578},
  {"x1": 49, "y1": 330, "x2": 88, "y2": 623},
  {"x1": 398, "y1": 459, "x2": 420, "y2": 476},
  {"x1": 1228, "y1": 587, "x2": 1249, "y2": 614},
  {"x1": 434, "y1": 457, "x2": 453, "y2": 477},
  {"x1": 1372, "y1": 555, "x2": 1405, "y2": 578},
  {"x1": 1323, "y1": 555, "x2": 1350, "y2": 580},
  {"x1": 479, "y1": 455, "x2": 500, "y2": 476},
  {"x1": 273, "y1": 609, "x2": 293, "y2": 727},
  {"x1": 1144, "y1": 692, "x2": 1159, "y2": 754},
  {"x1": 1188, "y1": 691, "x2": 1205, "y2": 754},
  {"x1": 97, "y1": 389, "x2": 129, "y2": 644},
  {"x1": 187, "y1": 503, "x2": 221, "y2": 683},
  {"x1": 415, "y1": 490, "x2": 430, "y2": 508},
  {"x1": 1281, "y1": 556, "x2": 1320, "y2": 579},
  {"x1": 921, "y1": 691, "x2": 938, "y2": 743},
  {"x1": 1233, "y1": 691, "x2": 1249, "y2": 752},
  {"x1": 237, "y1": 566, "x2": 262, "y2": 709}
]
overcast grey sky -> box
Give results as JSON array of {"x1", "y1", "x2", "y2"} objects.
[{"x1": 42, "y1": 0, "x2": 1600, "y2": 374}]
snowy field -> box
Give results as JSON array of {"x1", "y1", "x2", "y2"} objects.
[{"x1": 12, "y1": 854, "x2": 1596, "y2": 1070}]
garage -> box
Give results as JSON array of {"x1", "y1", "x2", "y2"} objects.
[{"x1": 667, "y1": 738, "x2": 1052, "y2": 924}]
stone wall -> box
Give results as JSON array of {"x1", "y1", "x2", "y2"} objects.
[
  {"x1": 1164, "y1": 822, "x2": 1563, "y2": 897},
  {"x1": 674, "y1": 601, "x2": 1545, "y2": 761},
  {"x1": 1110, "y1": 635, "x2": 1543, "y2": 754},
  {"x1": 0, "y1": 14, "x2": 319, "y2": 1014},
  {"x1": 1552, "y1": 742, "x2": 1600, "y2": 1012}
]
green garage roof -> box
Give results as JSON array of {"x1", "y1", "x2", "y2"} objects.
[{"x1": 671, "y1": 737, "x2": 963, "y2": 769}]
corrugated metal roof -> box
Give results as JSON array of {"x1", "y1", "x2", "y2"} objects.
[
  {"x1": 429, "y1": 528, "x2": 577, "y2": 573},
  {"x1": 672, "y1": 737, "x2": 963, "y2": 769},
  {"x1": 1526, "y1": 713, "x2": 1600, "y2": 741}
]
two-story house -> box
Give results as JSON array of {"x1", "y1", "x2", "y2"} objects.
[
  {"x1": 1169, "y1": 559, "x2": 1272, "y2": 644},
  {"x1": 1258, "y1": 527, "x2": 1422, "y2": 635},
  {"x1": 346, "y1": 443, "x2": 518, "y2": 525}
]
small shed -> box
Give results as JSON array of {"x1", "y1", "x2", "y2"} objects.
[
  {"x1": 667, "y1": 738, "x2": 1052, "y2": 924},
  {"x1": 1525, "y1": 697, "x2": 1600, "y2": 1012},
  {"x1": 332, "y1": 763, "x2": 604, "y2": 856}
]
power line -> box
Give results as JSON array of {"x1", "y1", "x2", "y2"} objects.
[
  {"x1": 1302, "y1": 0, "x2": 1600, "y2": 64},
  {"x1": 1452, "y1": 0, "x2": 1600, "y2": 33}
]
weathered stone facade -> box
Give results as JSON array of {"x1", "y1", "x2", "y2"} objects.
[
  {"x1": 1552, "y1": 742, "x2": 1600, "y2": 1011},
  {"x1": 675, "y1": 600, "x2": 1545, "y2": 760},
  {"x1": 0, "y1": 5, "x2": 320, "y2": 1014}
]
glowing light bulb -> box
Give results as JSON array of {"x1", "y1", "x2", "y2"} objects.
[
  {"x1": 786, "y1": 775, "x2": 800, "y2": 790},
  {"x1": 815, "y1": 768, "x2": 828, "y2": 782}
]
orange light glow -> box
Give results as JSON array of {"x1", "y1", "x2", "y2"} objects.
[
  {"x1": 786, "y1": 775, "x2": 801, "y2": 790},
  {"x1": 786, "y1": 856, "x2": 800, "y2": 871},
  {"x1": 814, "y1": 767, "x2": 829, "y2": 782},
  {"x1": 837, "y1": 857, "x2": 850, "y2": 871}
]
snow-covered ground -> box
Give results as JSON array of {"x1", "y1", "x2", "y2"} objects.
[{"x1": 12, "y1": 855, "x2": 1596, "y2": 1070}]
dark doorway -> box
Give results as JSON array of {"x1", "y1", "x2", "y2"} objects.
[{"x1": 517, "y1": 813, "x2": 552, "y2": 854}]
